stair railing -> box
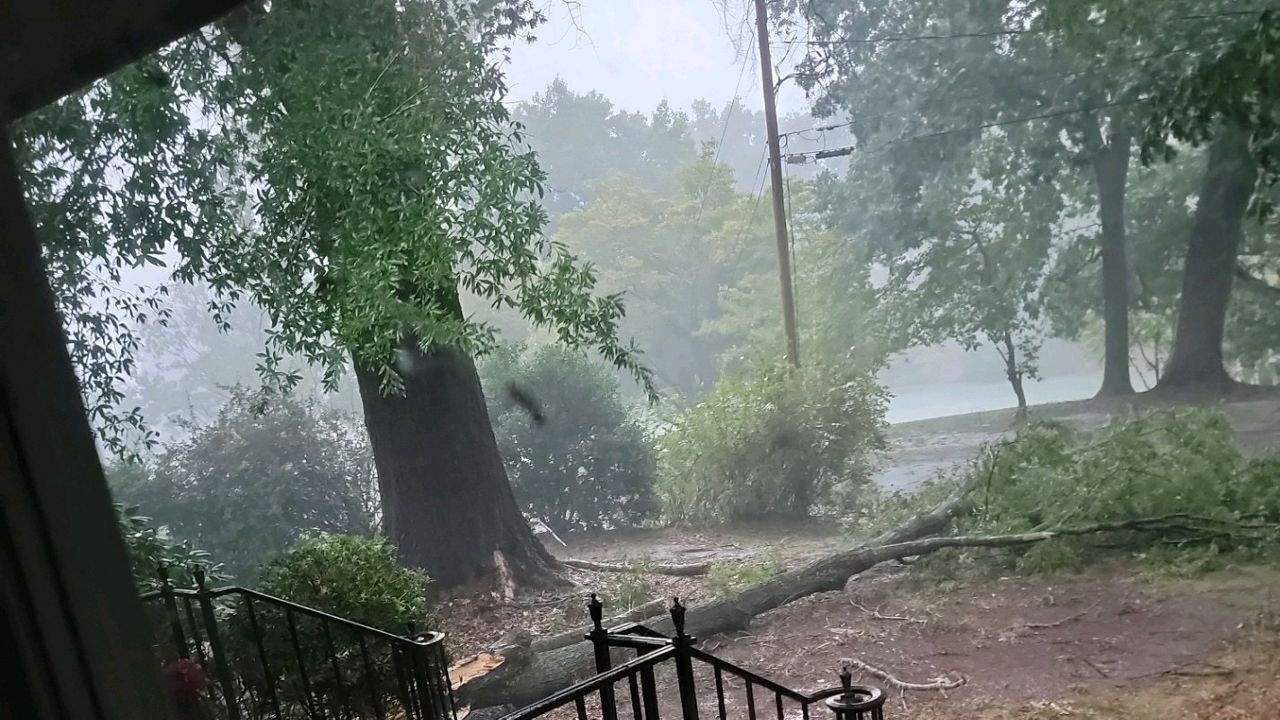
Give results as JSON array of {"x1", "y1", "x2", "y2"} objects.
[{"x1": 140, "y1": 565, "x2": 456, "y2": 720}]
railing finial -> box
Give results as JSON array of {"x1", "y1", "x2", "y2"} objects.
[
  {"x1": 589, "y1": 593, "x2": 604, "y2": 630},
  {"x1": 670, "y1": 597, "x2": 687, "y2": 637},
  {"x1": 193, "y1": 566, "x2": 207, "y2": 591},
  {"x1": 839, "y1": 665, "x2": 852, "y2": 690}
]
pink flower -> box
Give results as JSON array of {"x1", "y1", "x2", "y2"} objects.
[{"x1": 163, "y1": 658, "x2": 209, "y2": 701}]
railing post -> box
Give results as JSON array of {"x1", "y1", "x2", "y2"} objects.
[
  {"x1": 195, "y1": 568, "x2": 243, "y2": 720},
  {"x1": 412, "y1": 617, "x2": 453, "y2": 717},
  {"x1": 158, "y1": 565, "x2": 190, "y2": 659},
  {"x1": 586, "y1": 594, "x2": 619, "y2": 720},
  {"x1": 670, "y1": 598, "x2": 699, "y2": 720},
  {"x1": 822, "y1": 667, "x2": 885, "y2": 720}
]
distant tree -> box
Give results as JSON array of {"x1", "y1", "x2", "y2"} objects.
[
  {"x1": 513, "y1": 79, "x2": 696, "y2": 219},
  {"x1": 483, "y1": 345, "x2": 655, "y2": 534},
  {"x1": 553, "y1": 148, "x2": 753, "y2": 397},
  {"x1": 115, "y1": 389, "x2": 376, "y2": 579}
]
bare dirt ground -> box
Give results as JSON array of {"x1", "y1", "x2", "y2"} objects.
[
  {"x1": 704, "y1": 563, "x2": 1280, "y2": 719},
  {"x1": 442, "y1": 395, "x2": 1280, "y2": 716}
]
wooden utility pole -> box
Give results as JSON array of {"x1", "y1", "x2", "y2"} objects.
[{"x1": 753, "y1": 0, "x2": 801, "y2": 368}]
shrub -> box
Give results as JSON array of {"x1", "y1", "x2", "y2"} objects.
[
  {"x1": 116, "y1": 388, "x2": 378, "y2": 578},
  {"x1": 226, "y1": 535, "x2": 431, "y2": 719},
  {"x1": 656, "y1": 361, "x2": 887, "y2": 523},
  {"x1": 115, "y1": 503, "x2": 225, "y2": 592},
  {"x1": 255, "y1": 534, "x2": 430, "y2": 630},
  {"x1": 483, "y1": 344, "x2": 656, "y2": 533}
]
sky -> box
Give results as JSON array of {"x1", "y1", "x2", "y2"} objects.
[{"x1": 502, "y1": 0, "x2": 812, "y2": 116}]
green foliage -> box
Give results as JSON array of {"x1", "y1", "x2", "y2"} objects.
[
  {"x1": 11, "y1": 33, "x2": 241, "y2": 458},
  {"x1": 657, "y1": 362, "x2": 887, "y2": 523},
  {"x1": 17, "y1": 0, "x2": 655, "y2": 459},
  {"x1": 226, "y1": 534, "x2": 429, "y2": 718},
  {"x1": 483, "y1": 344, "x2": 655, "y2": 533},
  {"x1": 706, "y1": 550, "x2": 785, "y2": 598},
  {"x1": 860, "y1": 410, "x2": 1280, "y2": 577},
  {"x1": 114, "y1": 389, "x2": 377, "y2": 579},
  {"x1": 255, "y1": 535, "x2": 430, "y2": 630},
  {"x1": 114, "y1": 503, "x2": 225, "y2": 593},
  {"x1": 598, "y1": 558, "x2": 656, "y2": 610}
]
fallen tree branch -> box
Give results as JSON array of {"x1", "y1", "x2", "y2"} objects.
[
  {"x1": 1024, "y1": 602, "x2": 1098, "y2": 630},
  {"x1": 459, "y1": 484, "x2": 976, "y2": 708},
  {"x1": 850, "y1": 600, "x2": 926, "y2": 624},
  {"x1": 462, "y1": 497, "x2": 1275, "y2": 709},
  {"x1": 560, "y1": 558, "x2": 712, "y2": 576},
  {"x1": 842, "y1": 659, "x2": 966, "y2": 692}
]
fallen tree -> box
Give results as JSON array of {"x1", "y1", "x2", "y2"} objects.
[
  {"x1": 560, "y1": 558, "x2": 712, "y2": 576},
  {"x1": 458, "y1": 488, "x2": 1272, "y2": 709},
  {"x1": 458, "y1": 484, "x2": 975, "y2": 708}
]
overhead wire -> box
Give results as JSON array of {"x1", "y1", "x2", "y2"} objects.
[
  {"x1": 694, "y1": 12, "x2": 757, "y2": 229},
  {"x1": 774, "y1": 7, "x2": 1273, "y2": 45}
]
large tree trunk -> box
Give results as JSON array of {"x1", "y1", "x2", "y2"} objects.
[
  {"x1": 1090, "y1": 130, "x2": 1135, "y2": 397},
  {"x1": 1156, "y1": 126, "x2": 1258, "y2": 391},
  {"x1": 354, "y1": 324, "x2": 561, "y2": 592}
]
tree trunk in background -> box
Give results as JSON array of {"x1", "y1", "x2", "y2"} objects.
[
  {"x1": 1156, "y1": 126, "x2": 1258, "y2": 391},
  {"x1": 354, "y1": 302, "x2": 561, "y2": 591},
  {"x1": 999, "y1": 332, "x2": 1029, "y2": 421},
  {"x1": 1090, "y1": 131, "x2": 1135, "y2": 397}
]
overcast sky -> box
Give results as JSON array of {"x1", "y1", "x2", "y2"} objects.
[{"x1": 503, "y1": 0, "x2": 812, "y2": 116}]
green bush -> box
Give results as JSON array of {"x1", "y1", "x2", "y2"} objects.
[
  {"x1": 853, "y1": 409, "x2": 1280, "y2": 576},
  {"x1": 115, "y1": 388, "x2": 378, "y2": 579},
  {"x1": 255, "y1": 534, "x2": 430, "y2": 630},
  {"x1": 115, "y1": 503, "x2": 225, "y2": 593},
  {"x1": 483, "y1": 344, "x2": 656, "y2": 533},
  {"x1": 656, "y1": 361, "x2": 887, "y2": 523},
  {"x1": 227, "y1": 535, "x2": 431, "y2": 718}
]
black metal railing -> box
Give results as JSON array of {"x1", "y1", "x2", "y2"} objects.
[
  {"x1": 497, "y1": 596, "x2": 885, "y2": 720},
  {"x1": 141, "y1": 566, "x2": 456, "y2": 720}
]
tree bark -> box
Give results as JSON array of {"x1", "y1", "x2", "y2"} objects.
[
  {"x1": 997, "y1": 331, "x2": 1028, "y2": 420},
  {"x1": 354, "y1": 312, "x2": 561, "y2": 591},
  {"x1": 1090, "y1": 129, "x2": 1135, "y2": 397},
  {"x1": 1156, "y1": 126, "x2": 1258, "y2": 391}
]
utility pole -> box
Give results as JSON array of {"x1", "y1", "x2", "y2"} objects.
[{"x1": 753, "y1": 0, "x2": 801, "y2": 368}]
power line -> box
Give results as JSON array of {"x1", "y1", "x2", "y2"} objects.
[
  {"x1": 694, "y1": 15, "x2": 756, "y2": 229},
  {"x1": 777, "y1": 7, "x2": 1271, "y2": 45},
  {"x1": 785, "y1": 96, "x2": 1150, "y2": 162}
]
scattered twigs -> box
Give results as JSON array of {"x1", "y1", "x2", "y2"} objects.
[
  {"x1": 1025, "y1": 601, "x2": 1099, "y2": 629},
  {"x1": 850, "y1": 599, "x2": 927, "y2": 624},
  {"x1": 559, "y1": 558, "x2": 712, "y2": 576},
  {"x1": 1127, "y1": 661, "x2": 1236, "y2": 681},
  {"x1": 841, "y1": 658, "x2": 966, "y2": 692},
  {"x1": 1079, "y1": 656, "x2": 1109, "y2": 678}
]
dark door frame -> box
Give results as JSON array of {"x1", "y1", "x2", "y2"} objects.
[{"x1": 1, "y1": 2, "x2": 246, "y2": 718}]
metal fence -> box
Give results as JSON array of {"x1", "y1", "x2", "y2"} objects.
[
  {"x1": 141, "y1": 566, "x2": 456, "y2": 720},
  {"x1": 498, "y1": 596, "x2": 885, "y2": 720}
]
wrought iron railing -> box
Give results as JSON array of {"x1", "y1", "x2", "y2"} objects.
[
  {"x1": 497, "y1": 596, "x2": 886, "y2": 720},
  {"x1": 140, "y1": 566, "x2": 456, "y2": 720}
]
